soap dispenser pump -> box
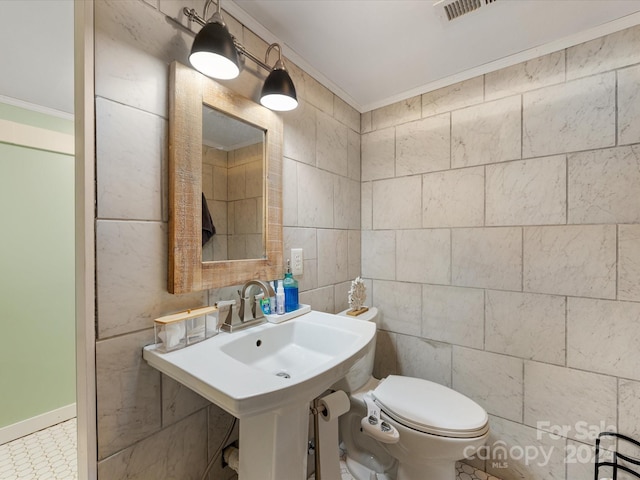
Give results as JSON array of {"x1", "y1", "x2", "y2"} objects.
[{"x1": 283, "y1": 259, "x2": 299, "y2": 313}]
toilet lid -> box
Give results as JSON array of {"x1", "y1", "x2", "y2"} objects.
[{"x1": 373, "y1": 376, "x2": 489, "y2": 438}]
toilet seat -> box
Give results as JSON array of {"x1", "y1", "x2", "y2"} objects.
[{"x1": 372, "y1": 376, "x2": 489, "y2": 439}]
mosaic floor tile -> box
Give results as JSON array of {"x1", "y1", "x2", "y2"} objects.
[{"x1": 0, "y1": 418, "x2": 77, "y2": 480}]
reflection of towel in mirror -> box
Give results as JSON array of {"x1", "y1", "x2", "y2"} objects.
[{"x1": 202, "y1": 193, "x2": 216, "y2": 246}]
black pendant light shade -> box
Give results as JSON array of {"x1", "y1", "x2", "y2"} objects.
[
  {"x1": 260, "y1": 67, "x2": 298, "y2": 112},
  {"x1": 183, "y1": 1, "x2": 298, "y2": 111},
  {"x1": 189, "y1": 21, "x2": 240, "y2": 80}
]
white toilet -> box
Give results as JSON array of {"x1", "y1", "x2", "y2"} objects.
[{"x1": 333, "y1": 307, "x2": 489, "y2": 480}]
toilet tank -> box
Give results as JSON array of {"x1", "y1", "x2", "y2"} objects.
[{"x1": 332, "y1": 307, "x2": 378, "y2": 392}]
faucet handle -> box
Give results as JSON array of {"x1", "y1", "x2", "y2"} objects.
[
  {"x1": 216, "y1": 299, "x2": 236, "y2": 308},
  {"x1": 216, "y1": 300, "x2": 236, "y2": 328}
]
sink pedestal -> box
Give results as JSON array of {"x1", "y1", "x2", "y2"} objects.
[{"x1": 239, "y1": 404, "x2": 309, "y2": 480}]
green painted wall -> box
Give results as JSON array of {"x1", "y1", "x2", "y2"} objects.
[{"x1": 0, "y1": 109, "x2": 75, "y2": 428}]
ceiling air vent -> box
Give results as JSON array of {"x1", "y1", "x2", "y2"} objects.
[{"x1": 434, "y1": 0, "x2": 498, "y2": 22}]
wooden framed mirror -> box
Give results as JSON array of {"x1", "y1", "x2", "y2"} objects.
[{"x1": 168, "y1": 61, "x2": 283, "y2": 294}]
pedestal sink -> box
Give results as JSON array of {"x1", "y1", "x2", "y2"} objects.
[{"x1": 143, "y1": 309, "x2": 376, "y2": 480}]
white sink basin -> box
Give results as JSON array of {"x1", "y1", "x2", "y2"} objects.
[{"x1": 143, "y1": 309, "x2": 376, "y2": 418}]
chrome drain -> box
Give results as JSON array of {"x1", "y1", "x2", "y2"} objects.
[{"x1": 276, "y1": 371, "x2": 291, "y2": 379}]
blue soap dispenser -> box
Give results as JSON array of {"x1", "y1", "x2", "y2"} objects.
[{"x1": 283, "y1": 259, "x2": 299, "y2": 313}]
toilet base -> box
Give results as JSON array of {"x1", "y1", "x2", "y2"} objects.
[
  {"x1": 397, "y1": 460, "x2": 455, "y2": 480},
  {"x1": 345, "y1": 455, "x2": 394, "y2": 480}
]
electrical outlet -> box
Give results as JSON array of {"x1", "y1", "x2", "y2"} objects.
[{"x1": 291, "y1": 248, "x2": 303, "y2": 275}]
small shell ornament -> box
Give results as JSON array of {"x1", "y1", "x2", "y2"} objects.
[{"x1": 348, "y1": 277, "x2": 367, "y2": 311}]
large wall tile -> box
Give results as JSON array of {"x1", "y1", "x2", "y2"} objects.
[
  {"x1": 98, "y1": 410, "x2": 207, "y2": 480},
  {"x1": 486, "y1": 156, "x2": 566, "y2": 226},
  {"x1": 334, "y1": 176, "x2": 360, "y2": 230},
  {"x1": 362, "y1": 128, "x2": 395, "y2": 181},
  {"x1": 317, "y1": 229, "x2": 349, "y2": 287},
  {"x1": 96, "y1": 221, "x2": 206, "y2": 338},
  {"x1": 396, "y1": 335, "x2": 452, "y2": 387},
  {"x1": 372, "y1": 176, "x2": 422, "y2": 229},
  {"x1": 158, "y1": 0, "x2": 209, "y2": 33},
  {"x1": 96, "y1": 98, "x2": 164, "y2": 221},
  {"x1": 422, "y1": 167, "x2": 484, "y2": 228},
  {"x1": 373, "y1": 331, "x2": 397, "y2": 379},
  {"x1": 334, "y1": 281, "x2": 352, "y2": 313},
  {"x1": 568, "y1": 145, "x2": 640, "y2": 224},
  {"x1": 565, "y1": 439, "x2": 602, "y2": 480},
  {"x1": 453, "y1": 348, "x2": 523, "y2": 422},
  {"x1": 360, "y1": 111, "x2": 372, "y2": 134},
  {"x1": 282, "y1": 157, "x2": 298, "y2": 226},
  {"x1": 396, "y1": 229, "x2": 450, "y2": 284},
  {"x1": 283, "y1": 100, "x2": 316, "y2": 166},
  {"x1": 619, "y1": 380, "x2": 640, "y2": 448},
  {"x1": 522, "y1": 73, "x2": 615, "y2": 158},
  {"x1": 161, "y1": 376, "x2": 209, "y2": 428},
  {"x1": 362, "y1": 230, "x2": 395, "y2": 280},
  {"x1": 283, "y1": 227, "x2": 317, "y2": 260},
  {"x1": 524, "y1": 362, "x2": 616, "y2": 441},
  {"x1": 619, "y1": 224, "x2": 640, "y2": 302},
  {"x1": 618, "y1": 64, "x2": 640, "y2": 145},
  {"x1": 566, "y1": 24, "x2": 640, "y2": 80},
  {"x1": 361, "y1": 182, "x2": 372, "y2": 230},
  {"x1": 296, "y1": 259, "x2": 318, "y2": 293},
  {"x1": 347, "y1": 129, "x2": 361, "y2": 181},
  {"x1": 371, "y1": 95, "x2": 421, "y2": 130},
  {"x1": 396, "y1": 114, "x2": 450, "y2": 176},
  {"x1": 485, "y1": 290, "x2": 565, "y2": 365},
  {"x1": 486, "y1": 416, "x2": 567, "y2": 480},
  {"x1": 452, "y1": 96, "x2": 521, "y2": 168},
  {"x1": 422, "y1": 285, "x2": 484, "y2": 349},
  {"x1": 296, "y1": 162, "x2": 334, "y2": 228},
  {"x1": 421, "y1": 77, "x2": 484, "y2": 118},
  {"x1": 299, "y1": 285, "x2": 335, "y2": 313},
  {"x1": 301, "y1": 72, "x2": 334, "y2": 115},
  {"x1": 568, "y1": 298, "x2": 640, "y2": 381},
  {"x1": 485, "y1": 51, "x2": 565, "y2": 101},
  {"x1": 348, "y1": 230, "x2": 361, "y2": 280},
  {"x1": 334, "y1": 96, "x2": 360, "y2": 133},
  {"x1": 452, "y1": 227, "x2": 522, "y2": 290},
  {"x1": 316, "y1": 110, "x2": 348, "y2": 176},
  {"x1": 96, "y1": 329, "x2": 161, "y2": 459},
  {"x1": 523, "y1": 225, "x2": 616, "y2": 298},
  {"x1": 371, "y1": 280, "x2": 422, "y2": 336},
  {"x1": 95, "y1": 0, "x2": 191, "y2": 117}
]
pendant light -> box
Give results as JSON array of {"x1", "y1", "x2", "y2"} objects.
[
  {"x1": 183, "y1": 1, "x2": 298, "y2": 111},
  {"x1": 188, "y1": 0, "x2": 239, "y2": 80},
  {"x1": 260, "y1": 44, "x2": 298, "y2": 112}
]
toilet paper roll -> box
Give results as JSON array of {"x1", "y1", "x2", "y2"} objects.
[
  {"x1": 316, "y1": 391, "x2": 350, "y2": 480},
  {"x1": 319, "y1": 390, "x2": 350, "y2": 422}
]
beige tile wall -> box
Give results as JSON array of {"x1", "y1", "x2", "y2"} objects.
[
  {"x1": 363, "y1": 24, "x2": 640, "y2": 480},
  {"x1": 92, "y1": 1, "x2": 640, "y2": 478},
  {"x1": 94, "y1": 0, "x2": 360, "y2": 478}
]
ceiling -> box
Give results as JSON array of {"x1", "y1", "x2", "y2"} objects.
[
  {"x1": 0, "y1": 0, "x2": 74, "y2": 117},
  {"x1": 227, "y1": 0, "x2": 640, "y2": 112},
  {"x1": 2, "y1": 1, "x2": 640, "y2": 117}
]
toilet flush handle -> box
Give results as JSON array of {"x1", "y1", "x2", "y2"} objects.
[{"x1": 360, "y1": 393, "x2": 400, "y2": 444}]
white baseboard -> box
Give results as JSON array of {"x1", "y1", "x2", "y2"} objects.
[{"x1": 0, "y1": 403, "x2": 76, "y2": 444}]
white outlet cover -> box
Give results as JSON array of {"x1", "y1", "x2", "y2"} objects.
[{"x1": 291, "y1": 248, "x2": 303, "y2": 275}]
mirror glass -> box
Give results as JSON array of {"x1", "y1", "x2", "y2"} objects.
[
  {"x1": 168, "y1": 61, "x2": 283, "y2": 294},
  {"x1": 201, "y1": 105, "x2": 266, "y2": 262}
]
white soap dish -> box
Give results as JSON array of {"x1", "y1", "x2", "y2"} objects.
[{"x1": 265, "y1": 304, "x2": 311, "y2": 324}]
